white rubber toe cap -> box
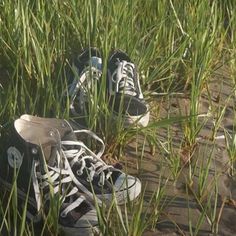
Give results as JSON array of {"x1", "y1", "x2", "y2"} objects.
[
  {"x1": 114, "y1": 173, "x2": 142, "y2": 204},
  {"x1": 60, "y1": 209, "x2": 99, "y2": 236}
]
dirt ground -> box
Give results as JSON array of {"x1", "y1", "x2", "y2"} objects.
[
  {"x1": 1, "y1": 63, "x2": 236, "y2": 235},
  {"x1": 123, "y1": 66, "x2": 236, "y2": 236}
]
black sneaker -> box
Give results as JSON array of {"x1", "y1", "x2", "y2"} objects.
[
  {"x1": 107, "y1": 49, "x2": 149, "y2": 127},
  {"x1": 68, "y1": 47, "x2": 102, "y2": 126},
  {"x1": 20, "y1": 114, "x2": 142, "y2": 205},
  {"x1": 0, "y1": 119, "x2": 99, "y2": 236}
]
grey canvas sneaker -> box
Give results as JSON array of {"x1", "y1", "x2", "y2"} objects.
[
  {"x1": 107, "y1": 49, "x2": 149, "y2": 127},
  {"x1": 0, "y1": 119, "x2": 99, "y2": 236},
  {"x1": 68, "y1": 47, "x2": 102, "y2": 126},
  {"x1": 20, "y1": 114, "x2": 142, "y2": 205}
]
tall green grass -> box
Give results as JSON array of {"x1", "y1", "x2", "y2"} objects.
[{"x1": 0, "y1": 0, "x2": 235, "y2": 235}]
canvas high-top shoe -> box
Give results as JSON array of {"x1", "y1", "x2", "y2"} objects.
[
  {"x1": 0, "y1": 118, "x2": 99, "y2": 236},
  {"x1": 68, "y1": 47, "x2": 102, "y2": 127},
  {"x1": 20, "y1": 114, "x2": 142, "y2": 205},
  {"x1": 107, "y1": 49, "x2": 149, "y2": 127}
]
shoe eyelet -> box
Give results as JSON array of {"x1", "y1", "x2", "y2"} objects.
[
  {"x1": 49, "y1": 130, "x2": 54, "y2": 136},
  {"x1": 31, "y1": 147, "x2": 38, "y2": 155},
  {"x1": 86, "y1": 177, "x2": 91, "y2": 182},
  {"x1": 76, "y1": 170, "x2": 83, "y2": 176},
  {"x1": 60, "y1": 212, "x2": 67, "y2": 218}
]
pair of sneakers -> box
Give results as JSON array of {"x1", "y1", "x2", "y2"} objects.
[
  {"x1": 69, "y1": 48, "x2": 149, "y2": 127},
  {"x1": 0, "y1": 114, "x2": 141, "y2": 235}
]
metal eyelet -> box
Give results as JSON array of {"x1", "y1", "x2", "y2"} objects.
[
  {"x1": 31, "y1": 147, "x2": 38, "y2": 155},
  {"x1": 86, "y1": 177, "x2": 91, "y2": 182},
  {"x1": 60, "y1": 212, "x2": 67, "y2": 218},
  {"x1": 76, "y1": 170, "x2": 83, "y2": 176},
  {"x1": 49, "y1": 130, "x2": 54, "y2": 136}
]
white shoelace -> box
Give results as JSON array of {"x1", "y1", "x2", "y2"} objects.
[
  {"x1": 69, "y1": 65, "x2": 102, "y2": 113},
  {"x1": 62, "y1": 129, "x2": 117, "y2": 188},
  {"x1": 112, "y1": 60, "x2": 137, "y2": 97},
  {"x1": 32, "y1": 149, "x2": 93, "y2": 218}
]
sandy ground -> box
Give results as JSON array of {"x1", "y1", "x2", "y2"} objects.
[{"x1": 123, "y1": 66, "x2": 236, "y2": 236}]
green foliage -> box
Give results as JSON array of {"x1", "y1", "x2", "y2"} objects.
[{"x1": 0, "y1": 0, "x2": 235, "y2": 235}]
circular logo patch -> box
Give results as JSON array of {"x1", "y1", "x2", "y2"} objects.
[{"x1": 7, "y1": 146, "x2": 23, "y2": 168}]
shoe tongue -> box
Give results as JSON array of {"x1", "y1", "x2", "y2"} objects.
[
  {"x1": 61, "y1": 129, "x2": 77, "y2": 142},
  {"x1": 43, "y1": 144, "x2": 59, "y2": 166},
  {"x1": 14, "y1": 119, "x2": 62, "y2": 162},
  {"x1": 48, "y1": 120, "x2": 77, "y2": 142},
  {"x1": 35, "y1": 137, "x2": 62, "y2": 176},
  {"x1": 90, "y1": 57, "x2": 102, "y2": 71}
]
